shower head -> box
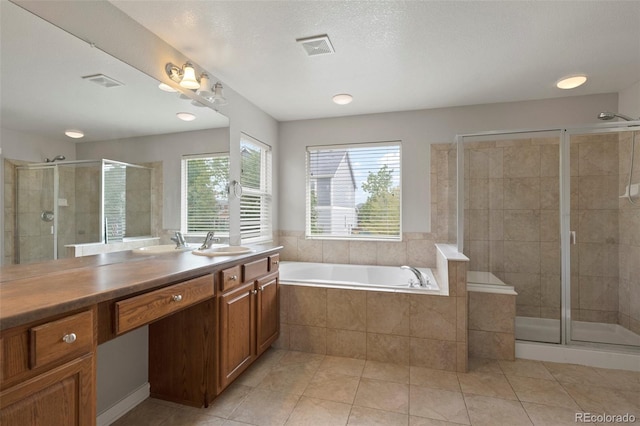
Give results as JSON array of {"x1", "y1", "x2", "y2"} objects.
[
  {"x1": 45, "y1": 155, "x2": 66, "y2": 162},
  {"x1": 597, "y1": 111, "x2": 637, "y2": 122}
]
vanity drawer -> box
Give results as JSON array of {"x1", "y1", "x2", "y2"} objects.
[
  {"x1": 220, "y1": 265, "x2": 242, "y2": 292},
  {"x1": 29, "y1": 310, "x2": 94, "y2": 369},
  {"x1": 115, "y1": 274, "x2": 214, "y2": 335},
  {"x1": 243, "y1": 258, "x2": 269, "y2": 283},
  {"x1": 268, "y1": 254, "x2": 280, "y2": 272}
]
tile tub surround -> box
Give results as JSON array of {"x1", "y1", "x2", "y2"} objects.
[
  {"x1": 113, "y1": 348, "x2": 640, "y2": 426},
  {"x1": 468, "y1": 291, "x2": 516, "y2": 361},
  {"x1": 275, "y1": 244, "x2": 470, "y2": 373}
]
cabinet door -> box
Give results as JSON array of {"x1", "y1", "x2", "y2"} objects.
[
  {"x1": 256, "y1": 273, "x2": 279, "y2": 356},
  {"x1": 0, "y1": 354, "x2": 94, "y2": 426},
  {"x1": 219, "y1": 281, "x2": 255, "y2": 392}
]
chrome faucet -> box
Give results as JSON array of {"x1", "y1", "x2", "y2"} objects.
[
  {"x1": 199, "y1": 231, "x2": 219, "y2": 250},
  {"x1": 170, "y1": 231, "x2": 187, "y2": 249},
  {"x1": 401, "y1": 265, "x2": 430, "y2": 288}
]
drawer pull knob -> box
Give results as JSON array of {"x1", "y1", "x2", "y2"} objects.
[
  {"x1": 251, "y1": 289, "x2": 258, "y2": 295},
  {"x1": 272, "y1": 261, "x2": 279, "y2": 265},
  {"x1": 172, "y1": 294, "x2": 183, "y2": 302},
  {"x1": 229, "y1": 275, "x2": 238, "y2": 281},
  {"x1": 259, "y1": 285, "x2": 265, "y2": 291},
  {"x1": 62, "y1": 333, "x2": 77, "y2": 344}
]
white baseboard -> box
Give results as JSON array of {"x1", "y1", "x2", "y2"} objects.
[{"x1": 97, "y1": 383, "x2": 150, "y2": 426}]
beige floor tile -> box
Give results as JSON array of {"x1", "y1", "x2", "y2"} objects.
[
  {"x1": 285, "y1": 396, "x2": 351, "y2": 425},
  {"x1": 347, "y1": 406, "x2": 409, "y2": 425},
  {"x1": 318, "y1": 355, "x2": 366, "y2": 377},
  {"x1": 498, "y1": 359, "x2": 555, "y2": 380},
  {"x1": 467, "y1": 357, "x2": 503, "y2": 374},
  {"x1": 457, "y1": 372, "x2": 518, "y2": 400},
  {"x1": 410, "y1": 366, "x2": 460, "y2": 392},
  {"x1": 303, "y1": 371, "x2": 360, "y2": 404},
  {"x1": 222, "y1": 420, "x2": 257, "y2": 426},
  {"x1": 205, "y1": 383, "x2": 253, "y2": 419},
  {"x1": 464, "y1": 394, "x2": 532, "y2": 426},
  {"x1": 162, "y1": 410, "x2": 226, "y2": 426},
  {"x1": 112, "y1": 399, "x2": 185, "y2": 426},
  {"x1": 542, "y1": 361, "x2": 603, "y2": 386},
  {"x1": 507, "y1": 376, "x2": 580, "y2": 409},
  {"x1": 563, "y1": 383, "x2": 640, "y2": 416},
  {"x1": 522, "y1": 402, "x2": 584, "y2": 426},
  {"x1": 257, "y1": 361, "x2": 317, "y2": 395},
  {"x1": 409, "y1": 416, "x2": 464, "y2": 425},
  {"x1": 229, "y1": 388, "x2": 299, "y2": 426},
  {"x1": 408, "y1": 385, "x2": 469, "y2": 425},
  {"x1": 354, "y1": 378, "x2": 410, "y2": 414},
  {"x1": 234, "y1": 360, "x2": 274, "y2": 387},
  {"x1": 362, "y1": 360, "x2": 410, "y2": 384},
  {"x1": 279, "y1": 350, "x2": 325, "y2": 368},
  {"x1": 591, "y1": 366, "x2": 640, "y2": 392}
]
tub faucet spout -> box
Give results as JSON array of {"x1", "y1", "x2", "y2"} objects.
[{"x1": 401, "y1": 265, "x2": 429, "y2": 288}]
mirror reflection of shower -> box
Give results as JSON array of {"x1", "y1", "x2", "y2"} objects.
[
  {"x1": 597, "y1": 111, "x2": 639, "y2": 205},
  {"x1": 14, "y1": 159, "x2": 152, "y2": 264}
]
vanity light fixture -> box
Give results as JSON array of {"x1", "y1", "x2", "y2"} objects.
[
  {"x1": 332, "y1": 94, "x2": 353, "y2": 105},
  {"x1": 196, "y1": 73, "x2": 213, "y2": 98},
  {"x1": 64, "y1": 129, "x2": 84, "y2": 139},
  {"x1": 176, "y1": 112, "x2": 196, "y2": 122},
  {"x1": 211, "y1": 82, "x2": 227, "y2": 105},
  {"x1": 556, "y1": 74, "x2": 587, "y2": 89},
  {"x1": 165, "y1": 62, "x2": 201, "y2": 90}
]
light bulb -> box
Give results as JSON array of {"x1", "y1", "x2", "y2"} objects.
[
  {"x1": 197, "y1": 73, "x2": 213, "y2": 98},
  {"x1": 180, "y1": 63, "x2": 200, "y2": 89}
]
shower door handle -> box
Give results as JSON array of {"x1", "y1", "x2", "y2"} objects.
[{"x1": 570, "y1": 231, "x2": 577, "y2": 245}]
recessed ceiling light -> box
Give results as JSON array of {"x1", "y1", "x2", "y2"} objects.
[
  {"x1": 333, "y1": 94, "x2": 353, "y2": 105},
  {"x1": 65, "y1": 129, "x2": 84, "y2": 139},
  {"x1": 158, "y1": 83, "x2": 177, "y2": 92},
  {"x1": 176, "y1": 112, "x2": 196, "y2": 121},
  {"x1": 556, "y1": 75, "x2": 587, "y2": 90}
]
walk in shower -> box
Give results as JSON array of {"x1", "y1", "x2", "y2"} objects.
[
  {"x1": 14, "y1": 159, "x2": 151, "y2": 263},
  {"x1": 455, "y1": 118, "x2": 640, "y2": 358}
]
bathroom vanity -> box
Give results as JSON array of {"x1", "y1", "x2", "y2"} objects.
[{"x1": 0, "y1": 245, "x2": 281, "y2": 425}]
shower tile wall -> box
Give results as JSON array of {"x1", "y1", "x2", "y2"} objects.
[
  {"x1": 74, "y1": 166, "x2": 101, "y2": 245},
  {"x1": 617, "y1": 131, "x2": 640, "y2": 335},
  {"x1": 463, "y1": 138, "x2": 562, "y2": 320},
  {"x1": 125, "y1": 167, "x2": 151, "y2": 237}
]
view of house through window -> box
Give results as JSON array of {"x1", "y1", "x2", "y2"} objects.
[
  {"x1": 240, "y1": 134, "x2": 273, "y2": 242},
  {"x1": 306, "y1": 141, "x2": 401, "y2": 240},
  {"x1": 181, "y1": 153, "x2": 229, "y2": 236}
]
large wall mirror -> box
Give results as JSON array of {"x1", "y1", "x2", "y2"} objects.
[{"x1": 1, "y1": 1, "x2": 230, "y2": 264}]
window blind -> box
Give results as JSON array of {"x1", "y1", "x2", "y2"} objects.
[
  {"x1": 181, "y1": 153, "x2": 229, "y2": 235},
  {"x1": 103, "y1": 163, "x2": 126, "y2": 242},
  {"x1": 306, "y1": 142, "x2": 401, "y2": 240},
  {"x1": 240, "y1": 134, "x2": 272, "y2": 242}
]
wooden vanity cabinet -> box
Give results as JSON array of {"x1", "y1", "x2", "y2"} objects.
[
  {"x1": 0, "y1": 308, "x2": 97, "y2": 426},
  {"x1": 218, "y1": 255, "x2": 279, "y2": 393}
]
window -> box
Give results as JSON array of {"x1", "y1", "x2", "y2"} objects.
[
  {"x1": 306, "y1": 142, "x2": 401, "y2": 240},
  {"x1": 181, "y1": 153, "x2": 229, "y2": 235},
  {"x1": 240, "y1": 134, "x2": 272, "y2": 243}
]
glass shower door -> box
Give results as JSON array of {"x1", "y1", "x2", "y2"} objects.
[
  {"x1": 16, "y1": 166, "x2": 56, "y2": 263},
  {"x1": 566, "y1": 127, "x2": 640, "y2": 348}
]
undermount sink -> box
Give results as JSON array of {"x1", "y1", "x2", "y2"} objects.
[
  {"x1": 192, "y1": 246, "x2": 253, "y2": 257},
  {"x1": 132, "y1": 244, "x2": 196, "y2": 254}
]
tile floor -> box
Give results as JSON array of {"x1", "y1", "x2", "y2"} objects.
[{"x1": 113, "y1": 349, "x2": 640, "y2": 426}]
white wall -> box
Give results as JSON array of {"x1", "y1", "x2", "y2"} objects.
[
  {"x1": 76, "y1": 128, "x2": 229, "y2": 230},
  {"x1": 619, "y1": 81, "x2": 640, "y2": 119},
  {"x1": 2, "y1": 127, "x2": 77, "y2": 163},
  {"x1": 279, "y1": 93, "x2": 618, "y2": 232}
]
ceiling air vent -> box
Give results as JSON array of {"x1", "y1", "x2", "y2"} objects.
[
  {"x1": 296, "y1": 34, "x2": 335, "y2": 56},
  {"x1": 82, "y1": 74, "x2": 123, "y2": 88}
]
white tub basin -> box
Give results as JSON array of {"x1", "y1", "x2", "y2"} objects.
[
  {"x1": 132, "y1": 244, "x2": 196, "y2": 254},
  {"x1": 192, "y1": 246, "x2": 253, "y2": 257}
]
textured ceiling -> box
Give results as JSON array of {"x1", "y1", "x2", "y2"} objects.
[
  {"x1": 111, "y1": 1, "x2": 640, "y2": 121},
  {"x1": 0, "y1": 1, "x2": 228, "y2": 143}
]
